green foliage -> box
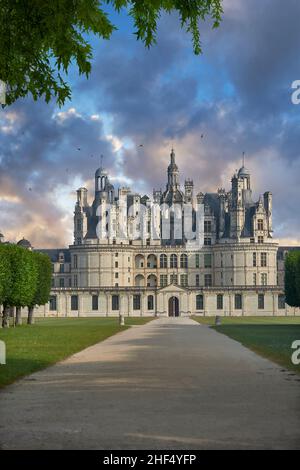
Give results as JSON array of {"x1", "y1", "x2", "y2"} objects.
[
  {"x1": 0, "y1": 245, "x2": 13, "y2": 304},
  {"x1": 30, "y1": 252, "x2": 52, "y2": 307},
  {"x1": 0, "y1": 245, "x2": 51, "y2": 319},
  {"x1": 0, "y1": 0, "x2": 223, "y2": 106},
  {"x1": 7, "y1": 245, "x2": 38, "y2": 308},
  {"x1": 285, "y1": 251, "x2": 300, "y2": 308}
]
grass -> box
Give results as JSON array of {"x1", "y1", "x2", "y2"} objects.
[
  {"x1": 193, "y1": 316, "x2": 300, "y2": 374},
  {"x1": 0, "y1": 316, "x2": 153, "y2": 388}
]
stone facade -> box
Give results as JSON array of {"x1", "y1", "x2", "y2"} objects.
[{"x1": 33, "y1": 150, "x2": 299, "y2": 317}]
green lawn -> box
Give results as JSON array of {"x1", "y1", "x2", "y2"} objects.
[
  {"x1": 193, "y1": 316, "x2": 300, "y2": 374},
  {"x1": 0, "y1": 316, "x2": 153, "y2": 388}
]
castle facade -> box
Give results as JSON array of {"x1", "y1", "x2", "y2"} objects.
[{"x1": 32, "y1": 150, "x2": 298, "y2": 317}]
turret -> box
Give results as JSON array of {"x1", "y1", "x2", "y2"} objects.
[
  {"x1": 76, "y1": 187, "x2": 88, "y2": 207},
  {"x1": 184, "y1": 179, "x2": 194, "y2": 203},
  {"x1": 167, "y1": 148, "x2": 179, "y2": 190},
  {"x1": 230, "y1": 171, "x2": 245, "y2": 238},
  {"x1": 264, "y1": 191, "x2": 273, "y2": 236}
]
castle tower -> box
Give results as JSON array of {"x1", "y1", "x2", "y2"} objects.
[
  {"x1": 184, "y1": 179, "x2": 194, "y2": 203},
  {"x1": 167, "y1": 148, "x2": 179, "y2": 191}
]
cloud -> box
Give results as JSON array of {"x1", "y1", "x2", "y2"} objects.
[{"x1": 1, "y1": 0, "x2": 300, "y2": 246}]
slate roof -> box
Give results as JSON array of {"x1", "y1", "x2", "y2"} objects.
[{"x1": 35, "y1": 248, "x2": 71, "y2": 263}]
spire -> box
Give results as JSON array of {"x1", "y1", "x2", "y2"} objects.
[{"x1": 170, "y1": 147, "x2": 175, "y2": 164}]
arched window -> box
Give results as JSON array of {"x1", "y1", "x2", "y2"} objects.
[
  {"x1": 180, "y1": 253, "x2": 188, "y2": 268},
  {"x1": 170, "y1": 254, "x2": 177, "y2": 269},
  {"x1": 135, "y1": 254, "x2": 144, "y2": 269},
  {"x1": 135, "y1": 274, "x2": 145, "y2": 287},
  {"x1": 147, "y1": 254, "x2": 157, "y2": 268},
  {"x1": 160, "y1": 254, "x2": 167, "y2": 268},
  {"x1": 147, "y1": 275, "x2": 157, "y2": 287}
]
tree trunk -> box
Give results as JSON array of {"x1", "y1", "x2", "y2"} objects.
[
  {"x1": 27, "y1": 306, "x2": 34, "y2": 325},
  {"x1": 15, "y1": 306, "x2": 22, "y2": 326},
  {"x1": 2, "y1": 305, "x2": 10, "y2": 328},
  {"x1": 10, "y1": 306, "x2": 15, "y2": 327}
]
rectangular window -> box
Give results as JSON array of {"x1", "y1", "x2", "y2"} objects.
[
  {"x1": 235, "y1": 294, "x2": 242, "y2": 310},
  {"x1": 147, "y1": 295, "x2": 154, "y2": 311},
  {"x1": 196, "y1": 294, "x2": 204, "y2": 310},
  {"x1": 73, "y1": 275, "x2": 78, "y2": 287},
  {"x1": 180, "y1": 274, "x2": 188, "y2": 287},
  {"x1": 92, "y1": 295, "x2": 98, "y2": 311},
  {"x1": 73, "y1": 254, "x2": 77, "y2": 269},
  {"x1": 204, "y1": 237, "x2": 212, "y2": 246},
  {"x1": 217, "y1": 294, "x2": 223, "y2": 310},
  {"x1": 59, "y1": 278, "x2": 65, "y2": 288},
  {"x1": 115, "y1": 272, "x2": 119, "y2": 278},
  {"x1": 170, "y1": 274, "x2": 178, "y2": 285},
  {"x1": 195, "y1": 254, "x2": 200, "y2": 268},
  {"x1": 253, "y1": 252, "x2": 257, "y2": 267},
  {"x1": 133, "y1": 294, "x2": 141, "y2": 310},
  {"x1": 59, "y1": 264, "x2": 64, "y2": 273},
  {"x1": 112, "y1": 295, "x2": 119, "y2": 310},
  {"x1": 261, "y1": 273, "x2": 267, "y2": 286},
  {"x1": 204, "y1": 220, "x2": 212, "y2": 233},
  {"x1": 257, "y1": 219, "x2": 264, "y2": 231},
  {"x1": 160, "y1": 275, "x2": 168, "y2": 287},
  {"x1": 258, "y1": 294, "x2": 265, "y2": 310},
  {"x1": 115, "y1": 261, "x2": 118, "y2": 268},
  {"x1": 261, "y1": 252, "x2": 267, "y2": 267},
  {"x1": 49, "y1": 295, "x2": 57, "y2": 311},
  {"x1": 71, "y1": 295, "x2": 78, "y2": 310},
  {"x1": 204, "y1": 253, "x2": 212, "y2": 268},
  {"x1": 258, "y1": 236, "x2": 264, "y2": 244},
  {"x1": 195, "y1": 274, "x2": 200, "y2": 287},
  {"x1": 204, "y1": 274, "x2": 212, "y2": 287},
  {"x1": 278, "y1": 294, "x2": 285, "y2": 310},
  {"x1": 253, "y1": 273, "x2": 257, "y2": 286}
]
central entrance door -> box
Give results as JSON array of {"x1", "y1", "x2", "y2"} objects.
[{"x1": 168, "y1": 296, "x2": 179, "y2": 317}]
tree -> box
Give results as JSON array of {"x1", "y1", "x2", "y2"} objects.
[
  {"x1": 285, "y1": 251, "x2": 300, "y2": 308},
  {"x1": 0, "y1": 245, "x2": 13, "y2": 327},
  {"x1": 27, "y1": 252, "x2": 52, "y2": 325},
  {"x1": 0, "y1": 0, "x2": 223, "y2": 106},
  {"x1": 2, "y1": 245, "x2": 38, "y2": 328}
]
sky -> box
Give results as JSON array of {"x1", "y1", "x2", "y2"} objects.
[{"x1": 1, "y1": 0, "x2": 300, "y2": 248}]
